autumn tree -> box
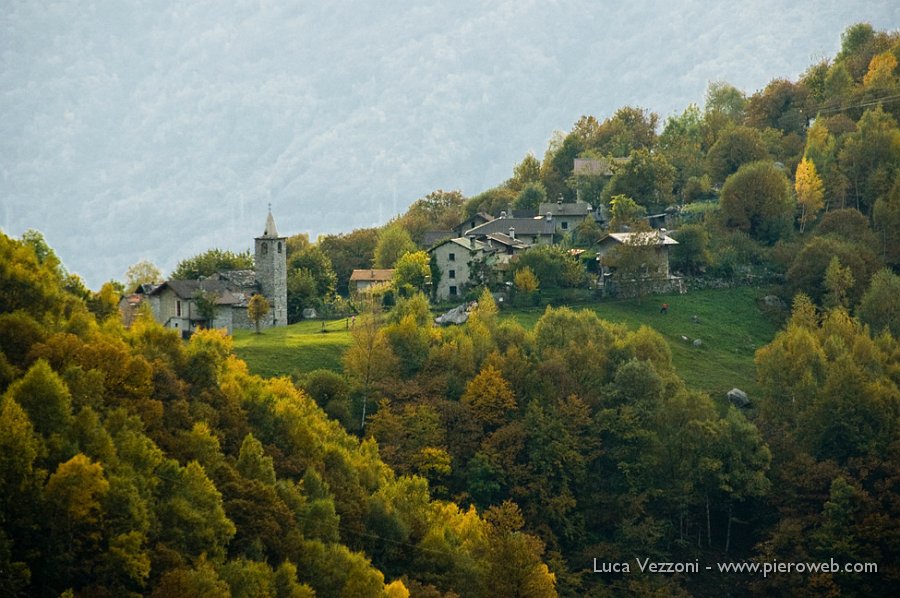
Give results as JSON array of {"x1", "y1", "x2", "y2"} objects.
[
  {"x1": 461, "y1": 365, "x2": 517, "y2": 428},
  {"x1": 514, "y1": 266, "x2": 539, "y2": 295},
  {"x1": 795, "y1": 157, "x2": 825, "y2": 233},
  {"x1": 247, "y1": 294, "x2": 270, "y2": 334}
]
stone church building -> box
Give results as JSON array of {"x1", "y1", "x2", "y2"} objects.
[{"x1": 123, "y1": 210, "x2": 288, "y2": 336}]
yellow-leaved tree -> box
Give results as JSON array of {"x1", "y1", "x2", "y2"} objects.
[{"x1": 795, "y1": 157, "x2": 824, "y2": 233}]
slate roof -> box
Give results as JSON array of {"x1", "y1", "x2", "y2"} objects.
[
  {"x1": 465, "y1": 217, "x2": 556, "y2": 237},
  {"x1": 217, "y1": 269, "x2": 258, "y2": 289},
  {"x1": 427, "y1": 237, "x2": 492, "y2": 253},
  {"x1": 484, "y1": 232, "x2": 529, "y2": 250},
  {"x1": 538, "y1": 200, "x2": 594, "y2": 217},
  {"x1": 148, "y1": 278, "x2": 253, "y2": 306}
]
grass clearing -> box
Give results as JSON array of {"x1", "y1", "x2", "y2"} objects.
[
  {"x1": 503, "y1": 286, "x2": 779, "y2": 396},
  {"x1": 233, "y1": 287, "x2": 780, "y2": 397},
  {"x1": 232, "y1": 317, "x2": 354, "y2": 378}
]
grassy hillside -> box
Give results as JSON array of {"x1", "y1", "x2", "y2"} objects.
[
  {"x1": 233, "y1": 287, "x2": 779, "y2": 396},
  {"x1": 505, "y1": 286, "x2": 779, "y2": 397},
  {"x1": 232, "y1": 317, "x2": 354, "y2": 378}
]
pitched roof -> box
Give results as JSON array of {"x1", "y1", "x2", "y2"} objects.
[
  {"x1": 149, "y1": 278, "x2": 254, "y2": 305},
  {"x1": 428, "y1": 237, "x2": 492, "y2": 253},
  {"x1": 538, "y1": 200, "x2": 593, "y2": 217},
  {"x1": 484, "y1": 232, "x2": 529, "y2": 250},
  {"x1": 601, "y1": 231, "x2": 679, "y2": 246},
  {"x1": 259, "y1": 209, "x2": 282, "y2": 239},
  {"x1": 216, "y1": 269, "x2": 258, "y2": 289},
  {"x1": 349, "y1": 269, "x2": 395, "y2": 282},
  {"x1": 465, "y1": 217, "x2": 556, "y2": 237}
]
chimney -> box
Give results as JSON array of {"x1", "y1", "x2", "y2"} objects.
[
  {"x1": 545, "y1": 212, "x2": 553, "y2": 221},
  {"x1": 508, "y1": 227, "x2": 515, "y2": 240},
  {"x1": 557, "y1": 198, "x2": 562, "y2": 207},
  {"x1": 658, "y1": 228, "x2": 667, "y2": 241},
  {"x1": 500, "y1": 210, "x2": 507, "y2": 219},
  {"x1": 469, "y1": 235, "x2": 476, "y2": 249}
]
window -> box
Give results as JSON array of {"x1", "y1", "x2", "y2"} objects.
[
  {"x1": 449, "y1": 286, "x2": 458, "y2": 296},
  {"x1": 449, "y1": 269, "x2": 456, "y2": 279},
  {"x1": 277, "y1": 241, "x2": 282, "y2": 253},
  {"x1": 561, "y1": 221, "x2": 569, "y2": 230},
  {"x1": 176, "y1": 300, "x2": 182, "y2": 317},
  {"x1": 262, "y1": 243, "x2": 268, "y2": 255},
  {"x1": 448, "y1": 252, "x2": 455, "y2": 262}
]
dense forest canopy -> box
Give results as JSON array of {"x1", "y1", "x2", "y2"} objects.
[{"x1": 3, "y1": 21, "x2": 900, "y2": 598}]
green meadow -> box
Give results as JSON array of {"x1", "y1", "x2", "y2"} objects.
[
  {"x1": 232, "y1": 318, "x2": 354, "y2": 378},
  {"x1": 232, "y1": 287, "x2": 780, "y2": 397}
]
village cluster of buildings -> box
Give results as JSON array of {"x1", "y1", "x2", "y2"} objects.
[
  {"x1": 351, "y1": 195, "x2": 678, "y2": 302},
  {"x1": 124, "y1": 159, "x2": 680, "y2": 335}
]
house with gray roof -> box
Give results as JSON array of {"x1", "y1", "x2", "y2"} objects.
[
  {"x1": 464, "y1": 214, "x2": 557, "y2": 247},
  {"x1": 125, "y1": 210, "x2": 288, "y2": 337},
  {"x1": 596, "y1": 229, "x2": 679, "y2": 279},
  {"x1": 428, "y1": 237, "x2": 495, "y2": 301},
  {"x1": 537, "y1": 199, "x2": 599, "y2": 233}
]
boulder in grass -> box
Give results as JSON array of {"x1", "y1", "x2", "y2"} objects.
[
  {"x1": 435, "y1": 304, "x2": 469, "y2": 326},
  {"x1": 727, "y1": 387, "x2": 750, "y2": 408}
]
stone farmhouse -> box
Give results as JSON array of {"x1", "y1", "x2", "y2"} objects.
[
  {"x1": 428, "y1": 237, "x2": 494, "y2": 301},
  {"x1": 121, "y1": 210, "x2": 288, "y2": 336},
  {"x1": 595, "y1": 229, "x2": 679, "y2": 279}
]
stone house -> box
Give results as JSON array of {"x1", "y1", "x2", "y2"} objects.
[
  {"x1": 428, "y1": 237, "x2": 494, "y2": 301},
  {"x1": 123, "y1": 210, "x2": 288, "y2": 336},
  {"x1": 595, "y1": 229, "x2": 679, "y2": 279}
]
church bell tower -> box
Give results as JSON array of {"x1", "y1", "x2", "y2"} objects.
[{"x1": 254, "y1": 208, "x2": 288, "y2": 327}]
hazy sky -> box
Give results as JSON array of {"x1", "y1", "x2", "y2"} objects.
[{"x1": 2, "y1": 1, "x2": 897, "y2": 288}]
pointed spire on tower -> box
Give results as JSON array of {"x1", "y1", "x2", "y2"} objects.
[{"x1": 263, "y1": 205, "x2": 279, "y2": 238}]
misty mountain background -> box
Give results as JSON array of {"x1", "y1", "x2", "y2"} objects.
[{"x1": 2, "y1": 0, "x2": 897, "y2": 288}]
